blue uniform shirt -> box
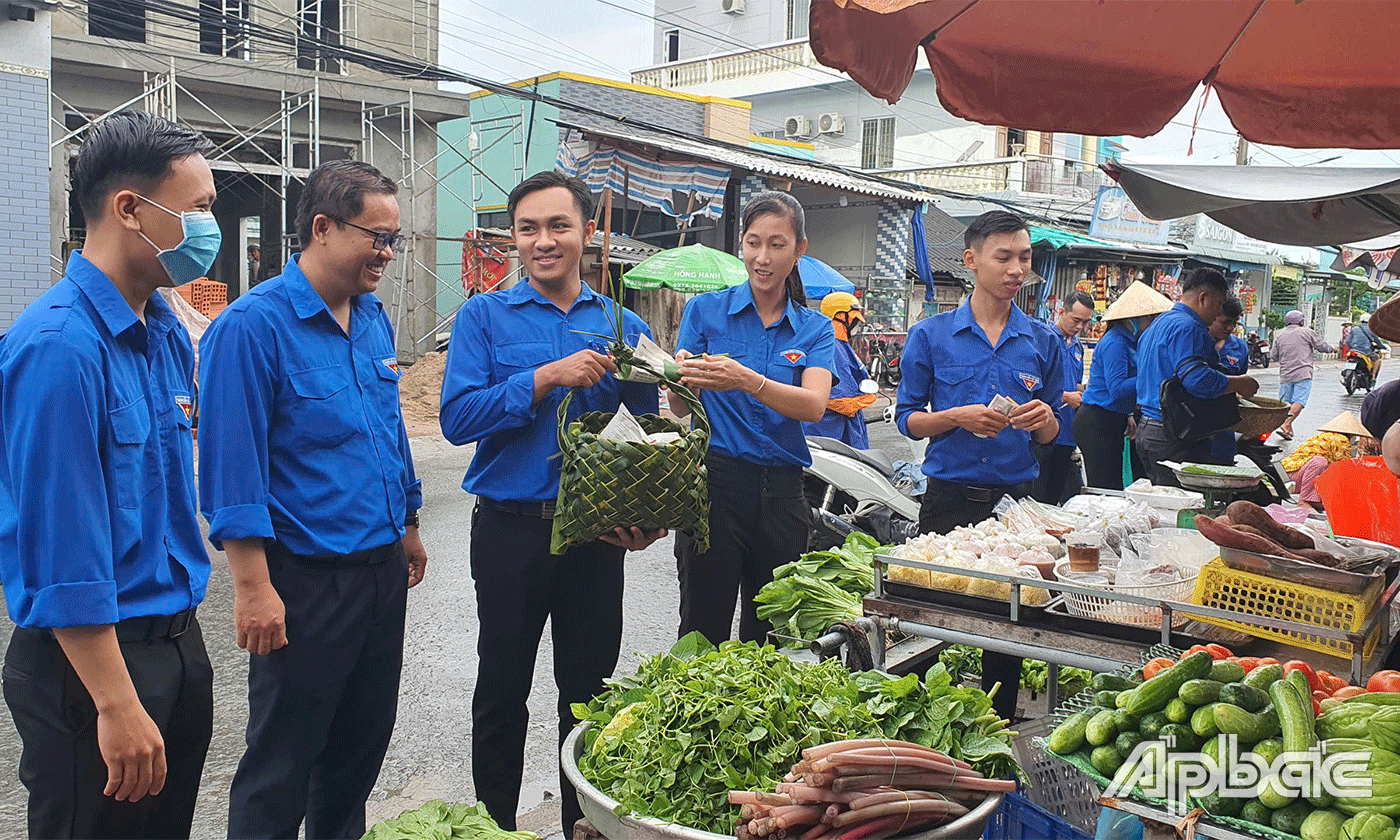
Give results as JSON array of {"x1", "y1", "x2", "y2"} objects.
[
  {"x1": 802, "y1": 338, "x2": 870, "y2": 448},
  {"x1": 1136, "y1": 303, "x2": 1229, "y2": 421},
  {"x1": 199, "y1": 256, "x2": 422, "y2": 557},
  {"x1": 1051, "y1": 328, "x2": 1084, "y2": 447},
  {"x1": 0, "y1": 253, "x2": 208, "y2": 628},
  {"x1": 1083, "y1": 324, "x2": 1139, "y2": 415},
  {"x1": 1217, "y1": 334, "x2": 1249, "y2": 375},
  {"x1": 896, "y1": 300, "x2": 1066, "y2": 485},
  {"x1": 440, "y1": 280, "x2": 658, "y2": 503},
  {"x1": 676, "y1": 284, "x2": 837, "y2": 467}
]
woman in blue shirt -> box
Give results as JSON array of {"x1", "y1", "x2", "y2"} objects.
[
  {"x1": 1074, "y1": 280, "x2": 1172, "y2": 489},
  {"x1": 670, "y1": 191, "x2": 837, "y2": 645}
]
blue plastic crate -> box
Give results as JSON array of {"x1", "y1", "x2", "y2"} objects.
[{"x1": 983, "y1": 791, "x2": 1093, "y2": 840}]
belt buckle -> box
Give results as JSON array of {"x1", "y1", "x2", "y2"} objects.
[
  {"x1": 965, "y1": 485, "x2": 994, "y2": 504},
  {"x1": 540, "y1": 501, "x2": 556, "y2": 520},
  {"x1": 169, "y1": 610, "x2": 194, "y2": 639}
]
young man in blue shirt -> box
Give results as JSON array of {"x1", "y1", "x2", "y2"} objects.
[
  {"x1": 896, "y1": 210, "x2": 1062, "y2": 722},
  {"x1": 199, "y1": 160, "x2": 427, "y2": 840},
  {"x1": 1032, "y1": 290, "x2": 1093, "y2": 504},
  {"x1": 1135, "y1": 269, "x2": 1259, "y2": 486},
  {"x1": 440, "y1": 171, "x2": 663, "y2": 837},
  {"x1": 0, "y1": 111, "x2": 217, "y2": 839}
]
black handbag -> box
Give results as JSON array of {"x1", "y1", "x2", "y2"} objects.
[{"x1": 1158, "y1": 358, "x2": 1240, "y2": 442}]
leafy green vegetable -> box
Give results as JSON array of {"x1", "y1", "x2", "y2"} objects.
[
  {"x1": 753, "y1": 533, "x2": 884, "y2": 646},
  {"x1": 572, "y1": 633, "x2": 1018, "y2": 834},
  {"x1": 938, "y1": 644, "x2": 1091, "y2": 697},
  {"x1": 360, "y1": 801, "x2": 539, "y2": 840}
]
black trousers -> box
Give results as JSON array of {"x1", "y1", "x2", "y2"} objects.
[
  {"x1": 676, "y1": 454, "x2": 811, "y2": 646},
  {"x1": 227, "y1": 542, "x2": 408, "y2": 840},
  {"x1": 1031, "y1": 442, "x2": 1082, "y2": 505},
  {"x1": 1074, "y1": 404, "x2": 1146, "y2": 491},
  {"x1": 1134, "y1": 418, "x2": 1212, "y2": 488},
  {"x1": 468, "y1": 502, "x2": 625, "y2": 838},
  {"x1": 918, "y1": 482, "x2": 1028, "y2": 723},
  {"x1": 3, "y1": 616, "x2": 213, "y2": 840}
]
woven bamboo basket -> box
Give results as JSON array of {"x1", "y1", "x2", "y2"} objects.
[
  {"x1": 1233, "y1": 395, "x2": 1291, "y2": 438},
  {"x1": 550, "y1": 383, "x2": 711, "y2": 555}
]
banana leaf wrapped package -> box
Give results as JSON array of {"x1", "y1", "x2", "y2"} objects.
[{"x1": 549, "y1": 339, "x2": 711, "y2": 555}]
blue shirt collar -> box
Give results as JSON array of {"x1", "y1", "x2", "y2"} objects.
[
  {"x1": 727, "y1": 282, "x2": 799, "y2": 328},
  {"x1": 68, "y1": 251, "x2": 179, "y2": 340},
  {"x1": 282, "y1": 254, "x2": 383, "y2": 322},
  {"x1": 951, "y1": 297, "x2": 1029, "y2": 346},
  {"x1": 506, "y1": 278, "x2": 604, "y2": 312}
]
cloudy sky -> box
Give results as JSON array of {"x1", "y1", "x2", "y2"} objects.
[{"x1": 434, "y1": 0, "x2": 1400, "y2": 169}]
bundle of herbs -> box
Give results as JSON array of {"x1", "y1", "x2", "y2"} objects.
[
  {"x1": 753, "y1": 533, "x2": 884, "y2": 647},
  {"x1": 572, "y1": 634, "x2": 1018, "y2": 834},
  {"x1": 360, "y1": 801, "x2": 539, "y2": 840}
]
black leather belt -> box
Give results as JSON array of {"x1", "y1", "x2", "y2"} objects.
[
  {"x1": 114, "y1": 608, "x2": 196, "y2": 643},
  {"x1": 926, "y1": 477, "x2": 1017, "y2": 505},
  {"x1": 479, "y1": 497, "x2": 557, "y2": 520}
]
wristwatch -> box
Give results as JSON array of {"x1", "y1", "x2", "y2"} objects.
[{"x1": 404, "y1": 509, "x2": 420, "y2": 528}]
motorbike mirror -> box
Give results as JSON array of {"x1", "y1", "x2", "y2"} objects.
[{"x1": 859, "y1": 379, "x2": 879, "y2": 395}]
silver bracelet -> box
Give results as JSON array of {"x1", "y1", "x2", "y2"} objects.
[{"x1": 753, "y1": 375, "x2": 767, "y2": 395}]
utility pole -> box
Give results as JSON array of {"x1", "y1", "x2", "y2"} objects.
[{"x1": 1236, "y1": 135, "x2": 1250, "y2": 165}]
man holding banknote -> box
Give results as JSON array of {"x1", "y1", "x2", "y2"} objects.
[{"x1": 895, "y1": 209, "x2": 1064, "y2": 721}]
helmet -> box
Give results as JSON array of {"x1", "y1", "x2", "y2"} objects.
[
  {"x1": 820, "y1": 292, "x2": 864, "y2": 322},
  {"x1": 1285, "y1": 309, "x2": 1304, "y2": 326},
  {"x1": 1362, "y1": 313, "x2": 1372, "y2": 323}
]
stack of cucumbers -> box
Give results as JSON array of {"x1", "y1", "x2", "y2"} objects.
[{"x1": 1045, "y1": 651, "x2": 1400, "y2": 839}]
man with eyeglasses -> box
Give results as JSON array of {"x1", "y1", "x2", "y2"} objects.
[
  {"x1": 197, "y1": 159, "x2": 427, "y2": 839},
  {"x1": 1032, "y1": 290, "x2": 1093, "y2": 504}
]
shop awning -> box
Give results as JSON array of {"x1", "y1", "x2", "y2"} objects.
[
  {"x1": 808, "y1": 0, "x2": 1400, "y2": 149},
  {"x1": 1107, "y1": 161, "x2": 1400, "y2": 247},
  {"x1": 1184, "y1": 243, "x2": 1280, "y2": 273},
  {"x1": 1030, "y1": 225, "x2": 1186, "y2": 259}
]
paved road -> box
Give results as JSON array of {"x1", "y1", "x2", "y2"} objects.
[{"x1": 0, "y1": 357, "x2": 1390, "y2": 839}]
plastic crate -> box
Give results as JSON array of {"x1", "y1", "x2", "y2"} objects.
[
  {"x1": 1190, "y1": 557, "x2": 1384, "y2": 660},
  {"x1": 1012, "y1": 714, "x2": 1101, "y2": 836},
  {"x1": 983, "y1": 791, "x2": 1092, "y2": 840}
]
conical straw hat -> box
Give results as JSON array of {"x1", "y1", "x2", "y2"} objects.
[
  {"x1": 1317, "y1": 411, "x2": 1373, "y2": 438},
  {"x1": 1103, "y1": 280, "x2": 1174, "y2": 322}
]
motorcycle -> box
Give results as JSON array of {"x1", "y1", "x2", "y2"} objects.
[
  {"x1": 866, "y1": 336, "x2": 903, "y2": 388},
  {"x1": 1247, "y1": 332, "x2": 1269, "y2": 368},
  {"x1": 804, "y1": 406, "x2": 922, "y2": 550},
  {"x1": 1342, "y1": 347, "x2": 1377, "y2": 395}
]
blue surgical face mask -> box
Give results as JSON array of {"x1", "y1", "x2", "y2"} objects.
[{"x1": 135, "y1": 195, "x2": 222, "y2": 286}]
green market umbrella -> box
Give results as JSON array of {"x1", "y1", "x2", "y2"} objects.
[{"x1": 622, "y1": 244, "x2": 747, "y2": 293}]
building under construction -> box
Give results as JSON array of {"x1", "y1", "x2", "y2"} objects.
[{"x1": 31, "y1": 0, "x2": 475, "y2": 358}]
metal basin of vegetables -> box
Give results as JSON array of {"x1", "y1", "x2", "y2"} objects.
[{"x1": 561, "y1": 723, "x2": 1004, "y2": 840}]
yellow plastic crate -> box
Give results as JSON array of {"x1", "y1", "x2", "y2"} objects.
[{"x1": 1190, "y1": 558, "x2": 1384, "y2": 660}]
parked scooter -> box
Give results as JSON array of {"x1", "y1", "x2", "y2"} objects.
[
  {"x1": 804, "y1": 405, "x2": 922, "y2": 549},
  {"x1": 867, "y1": 336, "x2": 903, "y2": 388},
  {"x1": 1342, "y1": 347, "x2": 1378, "y2": 394},
  {"x1": 1247, "y1": 332, "x2": 1270, "y2": 368}
]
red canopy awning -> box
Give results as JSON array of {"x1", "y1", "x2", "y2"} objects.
[{"x1": 809, "y1": 0, "x2": 1400, "y2": 149}]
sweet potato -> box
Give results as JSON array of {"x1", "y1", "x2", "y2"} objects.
[
  {"x1": 1193, "y1": 513, "x2": 1307, "y2": 560},
  {"x1": 1224, "y1": 501, "x2": 1315, "y2": 551}
]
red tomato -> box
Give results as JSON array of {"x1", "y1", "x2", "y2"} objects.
[
  {"x1": 1313, "y1": 697, "x2": 1322, "y2": 715},
  {"x1": 1368, "y1": 670, "x2": 1400, "y2": 693},
  {"x1": 1285, "y1": 661, "x2": 1324, "y2": 694},
  {"x1": 1184, "y1": 645, "x2": 1209, "y2": 660},
  {"x1": 1313, "y1": 689, "x2": 1330, "y2": 703},
  {"x1": 1143, "y1": 657, "x2": 1174, "y2": 680},
  {"x1": 1334, "y1": 686, "x2": 1369, "y2": 700},
  {"x1": 1260, "y1": 657, "x2": 1282, "y2": 667},
  {"x1": 1205, "y1": 644, "x2": 1234, "y2": 660},
  {"x1": 1318, "y1": 671, "x2": 1349, "y2": 695},
  {"x1": 1235, "y1": 657, "x2": 1261, "y2": 673}
]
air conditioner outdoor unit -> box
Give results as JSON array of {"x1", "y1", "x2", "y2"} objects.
[
  {"x1": 784, "y1": 115, "x2": 811, "y2": 137},
  {"x1": 721, "y1": 0, "x2": 746, "y2": 13},
  {"x1": 818, "y1": 112, "x2": 845, "y2": 135}
]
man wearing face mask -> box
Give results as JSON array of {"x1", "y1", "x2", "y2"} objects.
[
  {"x1": 200, "y1": 158, "x2": 422, "y2": 840},
  {"x1": 802, "y1": 292, "x2": 876, "y2": 448},
  {"x1": 199, "y1": 160, "x2": 426, "y2": 839},
  {"x1": 0, "y1": 112, "x2": 218, "y2": 838}
]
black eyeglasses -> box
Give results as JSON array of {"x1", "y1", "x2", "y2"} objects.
[{"x1": 331, "y1": 217, "x2": 404, "y2": 253}]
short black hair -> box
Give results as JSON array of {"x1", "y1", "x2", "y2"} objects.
[
  {"x1": 1221, "y1": 296, "x2": 1244, "y2": 322},
  {"x1": 964, "y1": 209, "x2": 1029, "y2": 252},
  {"x1": 72, "y1": 111, "x2": 214, "y2": 222},
  {"x1": 1182, "y1": 267, "x2": 1228, "y2": 296},
  {"x1": 509, "y1": 170, "x2": 595, "y2": 227},
  {"x1": 1064, "y1": 290, "x2": 1095, "y2": 312},
  {"x1": 295, "y1": 160, "x2": 397, "y2": 247}
]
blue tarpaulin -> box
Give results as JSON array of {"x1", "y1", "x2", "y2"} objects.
[
  {"x1": 911, "y1": 206, "x2": 937, "y2": 302},
  {"x1": 800, "y1": 255, "x2": 856, "y2": 299}
]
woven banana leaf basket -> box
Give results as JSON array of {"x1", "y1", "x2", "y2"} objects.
[{"x1": 550, "y1": 384, "x2": 711, "y2": 555}]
